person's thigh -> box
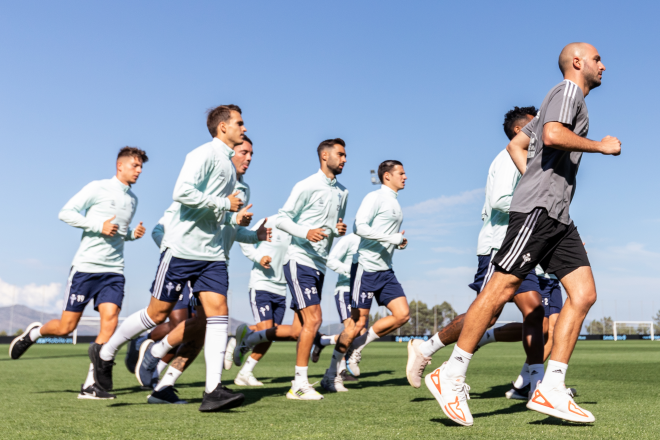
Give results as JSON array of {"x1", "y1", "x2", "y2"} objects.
[
  {"x1": 377, "y1": 271, "x2": 406, "y2": 308},
  {"x1": 385, "y1": 296, "x2": 409, "y2": 318},
  {"x1": 94, "y1": 274, "x2": 125, "y2": 311}
]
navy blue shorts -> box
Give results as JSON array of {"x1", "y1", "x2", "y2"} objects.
[
  {"x1": 350, "y1": 263, "x2": 405, "y2": 309},
  {"x1": 250, "y1": 289, "x2": 286, "y2": 325},
  {"x1": 150, "y1": 249, "x2": 229, "y2": 303},
  {"x1": 64, "y1": 270, "x2": 125, "y2": 313},
  {"x1": 284, "y1": 261, "x2": 324, "y2": 311},
  {"x1": 468, "y1": 254, "x2": 493, "y2": 293},
  {"x1": 335, "y1": 287, "x2": 352, "y2": 321},
  {"x1": 517, "y1": 272, "x2": 563, "y2": 317},
  {"x1": 172, "y1": 281, "x2": 193, "y2": 312}
]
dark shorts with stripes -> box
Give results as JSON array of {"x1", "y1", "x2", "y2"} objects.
[{"x1": 492, "y1": 208, "x2": 590, "y2": 280}]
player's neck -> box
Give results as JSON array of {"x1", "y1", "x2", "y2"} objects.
[
  {"x1": 319, "y1": 165, "x2": 336, "y2": 180},
  {"x1": 383, "y1": 182, "x2": 399, "y2": 194},
  {"x1": 115, "y1": 173, "x2": 131, "y2": 187},
  {"x1": 564, "y1": 74, "x2": 590, "y2": 97},
  {"x1": 214, "y1": 134, "x2": 239, "y2": 148}
]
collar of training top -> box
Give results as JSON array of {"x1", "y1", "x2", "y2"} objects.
[
  {"x1": 112, "y1": 175, "x2": 131, "y2": 192},
  {"x1": 380, "y1": 184, "x2": 398, "y2": 198},
  {"x1": 316, "y1": 169, "x2": 337, "y2": 186},
  {"x1": 212, "y1": 137, "x2": 236, "y2": 158}
]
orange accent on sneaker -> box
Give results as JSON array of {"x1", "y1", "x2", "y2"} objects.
[
  {"x1": 531, "y1": 389, "x2": 554, "y2": 409},
  {"x1": 429, "y1": 368, "x2": 442, "y2": 393},
  {"x1": 445, "y1": 396, "x2": 466, "y2": 422},
  {"x1": 568, "y1": 401, "x2": 588, "y2": 417}
]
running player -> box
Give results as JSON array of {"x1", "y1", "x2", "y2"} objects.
[
  {"x1": 94, "y1": 105, "x2": 259, "y2": 412},
  {"x1": 321, "y1": 160, "x2": 409, "y2": 393},
  {"x1": 427, "y1": 43, "x2": 620, "y2": 426},
  {"x1": 234, "y1": 138, "x2": 349, "y2": 400},
  {"x1": 9, "y1": 147, "x2": 148, "y2": 400}
]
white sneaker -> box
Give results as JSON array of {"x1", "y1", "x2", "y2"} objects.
[
  {"x1": 286, "y1": 381, "x2": 324, "y2": 400},
  {"x1": 526, "y1": 381, "x2": 594, "y2": 423},
  {"x1": 234, "y1": 371, "x2": 264, "y2": 387},
  {"x1": 346, "y1": 350, "x2": 361, "y2": 377},
  {"x1": 406, "y1": 339, "x2": 431, "y2": 388},
  {"x1": 425, "y1": 362, "x2": 473, "y2": 426},
  {"x1": 233, "y1": 324, "x2": 253, "y2": 367},
  {"x1": 224, "y1": 337, "x2": 236, "y2": 370},
  {"x1": 320, "y1": 370, "x2": 348, "y2": 392},
  {"x1": 505, "y1": 382, "x2": 530, "y2": 400}
]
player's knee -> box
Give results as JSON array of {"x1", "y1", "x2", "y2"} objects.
[
  {"x1": 395, "y1": 312, "x2": 410, "y2": 327},
  {"x1": 572, "y1": 289, "x2": 597, "y2": 310},
  {"x1": 524, "y1": 306, "x2": 545, "y2": 324}
]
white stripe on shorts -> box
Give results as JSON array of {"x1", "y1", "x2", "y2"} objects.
[
  {"x1": 62, "y1": 268, "x2": 77, "y2": 311},
  {"x1": 152, "y1": 249, "x2": 173, "y2": 300},
  {"x1": 337, "y1": 289, "x2": 348, "y2": 321},
  {"x1": 250, "y1": 288, "x2": 262, "y2": 324},
  {"x1": 499, "y1": 208, "x2": 542, "y2": 271},
  {"x1": 290, "y1": 261, "x2": 306, "y2": 309},
  {"x1": 352, "y1": 264, "x2": 364, "y2": 305}
]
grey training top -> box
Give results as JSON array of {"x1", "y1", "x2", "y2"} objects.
[{"x1": 510, "y1": 79, "x2": 589, "y2": 225}]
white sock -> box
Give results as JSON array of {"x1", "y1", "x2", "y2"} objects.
[
  {"x1": 100, "y1": 309, "x2": 156, "y2": 361},
  {"x1": 240, "y1": 356, "x2": 258, "y2": 375},
  {"x1": 246, "y1": 329, "x2": 269, "y2": 347},
  {"x1": 150, "y1": 335, "x2": 173, "y2": 359},
  {"x1": 294, "y1": 365, "x2": 308, "y2": 388},
  {"x1": 528, "y1": 363, "x2": 545, "y2": 392},
  {"x1": 513, "y1": 363, "x2": 529, "y2": 389},
  {"x1": 353, "y1": 327, "x2": 380, "y2": 354},
  {"x1": 338, "y1": 357, "x2": 347, "y2": 374},
  {"x1": 204, "y1": 315, "x2": 228, "y2": 393},
  {"x1": 542, "y1": 360, "x2": 568, "y2": 389},
  {"x1": 157, "y1": 360, "x2": 168, "y2": 376},
  {"x1": 327, "y1": 349, "x2": 344, "y2": 377},
  {"x1": 29, "y1": 326, "x2": 42, "y2": 342},
  {"x1": 444, "y1": 345, "x2": 473, "y2": 378},
  {"x1": 419, "y1": 334, "x2": 444, "y2": 357},
  {"x1": 477, "y1": 328, "x2": 496, "y2": 348},
  {"x1": 155, "y1": 366, "x2": 183, "y2": 392},
  {"x1": 83, "y1": 363, "x2": 95, "y2": 388},
  {"x1": 320, "y1": 335, "x2": 336, "y2": 346}
]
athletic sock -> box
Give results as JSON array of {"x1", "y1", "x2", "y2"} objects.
[
  {"x1": 150, "y1": 335, "x2": 173, "y2": 359},
  {"x1": 327, "y1": 349, "x2": 344, "y2": 377},
  {"x1": 353, "y1": 327, "x2": 380, "y2": 354},
  {"x1": 240, "y1": 356, "x2": 259, "y2": 375},
  {"x1": 513, "y1": 363, "x2": 529, "y2": 389},
  {"x1": 543, "y1": 360, "x2": 568, "y2": 389},
  {"x1": 477, "y1": 328, "x2": 496, "y2": 348},
  {"x1": 528, "y1": 363, "x2": 545, "y2": 392},
  {"x1": 338, "y1": 357, "x2": 347, "y2": 374},
  {"x1": 444, "y1": 345, "x2": 473, "y2": 378},
  {"x1": 157, "y1": 360, "x2": 168, "y2": 376},
  {"x1": 83, "y1": 363, "x2": 95, "y2": 388},
  {"x1": 294, "y1": 365, "x2": 309, "y2": 388},
  {"x1": 100, "y1": 308, "x2": 156, "y2": 361},
  {"x1": 204, "y1": 316, "x2": 228, "y2": 393},
  {"x1": 154, "y1": 366, "x2": 183, "y2": 392},
  {"x1": 29, "y1": 326, "x2": 42, "y2": 342},
  {"x1": 246, "y1": 329, "x2": 269, "y2": 347},
  {"x1": 419, "y1": 334, "x2": 444, "y2": 357},
  {"x1": 320, "y1": 335, "x2": 336, "y2": 346}
]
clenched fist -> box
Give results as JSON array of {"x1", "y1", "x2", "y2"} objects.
[
  {"x1": 134, "y1": 221, "x2": 146, "y2": 239},
  {"x1": 102, "y1": 215, "x2": 119, "y2": 237}
]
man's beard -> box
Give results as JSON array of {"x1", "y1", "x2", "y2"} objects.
[
  {"x1": 328, "y1": 162, "x2": 343, "y2": 175},
  {"x1": 584, "y1": 65, "x2": 602, "y2": 89}
]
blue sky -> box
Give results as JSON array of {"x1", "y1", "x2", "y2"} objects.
[{"x1": 1, "y1": 1, "x2": 659, "y2": 327}]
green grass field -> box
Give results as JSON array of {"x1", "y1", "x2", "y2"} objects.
[{"x1": 1, "y1": 341, "x2": 659, "y2": 439}]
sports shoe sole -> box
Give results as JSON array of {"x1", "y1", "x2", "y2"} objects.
[
  {"x1": 234, "y1": 377, "x2": 264, "y2": 387},
  {"x1": 424, "y1": 373, "x2": 473, "y2": 426},
  {"x1": 405, "y1": 339, "x2": 425, "y2": 388},
  {"x1": 526, "y1": 398, "x2": 595, "y2": 423},
  {"x1": 286, "y1": 391, "x2": 324, "y2": 400},
  {"x1": 147, "y1": 394, "x2": 187, "y2": 404},
  {"x1": 77, "y1": 393, "x2": 115, "y2": 400},
  {"x1": 135, "y1": 339, "x2": 155, "y2": 387},
  {"x1": 198, "y1": 394, "x2": 245, "y2": 412},
  {"x1": 9, "y1": 322, "x2": 41, "y2": 359}
]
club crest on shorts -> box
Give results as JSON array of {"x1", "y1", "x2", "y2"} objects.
[
  {"x1": 304, "y1": 287, "x2": 311, "y2": 299},
  {"x1": 166, "y1": 282, "x2": 175, "y2": 294},
  {"x1": 520, "y1": 253, "x2": 531, "y2": 268}
]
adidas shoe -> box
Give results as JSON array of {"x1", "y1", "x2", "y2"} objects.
[
  {"x1": 406, "y1": 339, "x2": 432, "y2": 388},
  {"x1": 321, "y1": 371, "x2": 348, "y2": 392},
  {"x1": 311, "y1": 333, "x2": 325, "y2": 363},
  {"x1": 148, "y1": 386, "x2": 187, "y2": 404},
  {"x1": 233, "y1": 324, "x2": 252, "y2": 367},
  {"x1": 77, "y1": 383, "x2": 116, "y2": 400},
  {"x1": 340, "y1": 370, "x2": 358, "y2": 382},
  {"x1": 124, "y1": 335, "x2": 147, "y2": 374},
  {"x1": 224, "y1": 336, "x2": 236, "y2": 370},
  {"x1": 89, "y1": 342, "x2": 115, "y2": 391},
  {"x1": 199, "y1": 384, "x2": 245, "y2": 412},
  {"x1": 9, "y1": 322, "x2": 42, "y2": 360},
  {"x1": 234, "y1": 371, "x2": 264, "y2": 387},
  {"x1": 135, "y1": 339, "x2": 159, "y2": 387},
  {"x1": 527, "y1": 381, "x2": 594, "y2": 423},
  {"x1": 346, "y1": 349, "x2": 362, "y2": 377},
  {"x1": 286, "y1": 381, "x2": 324, "y2": 400},
  {"x1": 505, "y1": 382, "x2": 531, "y2": 400},
  {"x1": 425, "y1": 362, "x2": 473, "y2": 426}
]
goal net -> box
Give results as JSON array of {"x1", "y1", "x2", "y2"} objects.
[{"x1": 613, "y1": 321, "x2": 655, "y2": 341}]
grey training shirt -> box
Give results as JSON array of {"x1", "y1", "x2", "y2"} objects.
[{"x1": 510, "y1": 79, "x2": 589, "y2": 225}]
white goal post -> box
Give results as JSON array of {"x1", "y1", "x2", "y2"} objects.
[
  {"x1": 613, "y1": 321, "x2": 654, "y2": 341},
  {"x1": 72, "y1": 317, "x2": 127, "y2": 345}
]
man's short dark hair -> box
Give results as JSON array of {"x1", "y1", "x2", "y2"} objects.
[
  {"x1": 503, "y1": 106, "x2": 538, "y2": 140},
  {"x1": 378, "y1": 160, "x2": 403, "y2": 183},
  {"x1": 242, "y1": 134, "x2": 253, "y2": 146},
  {"x1": 117, "y1": 146, "x2": 148, "y2": 163},
  {"x1": 317, "y1": 138, "x2": 345, "y2": 160},
  {"x1": 206, "y1": 105, "x2": 242, "y2": 137}
]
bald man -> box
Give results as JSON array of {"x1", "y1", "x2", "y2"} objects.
[{"x1": 425, "y1": 42, "x2": 620, "y2": 426}]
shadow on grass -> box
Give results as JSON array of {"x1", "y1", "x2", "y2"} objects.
[
  {"x1": 411, "y1": 397, "x2": 435, "y2": 402},
  {"x1": 430, "y1": 418, "x2": 463, "y2": 427},
  {"x1": 529, "y1": 417, "x2": 595, "y2": 427},
  {"x1": 473, "y1": 402, "x2": 528, "y2": 418},
  {"x1": 470, "y1": 384, "x2": 513, "y2": 399}
]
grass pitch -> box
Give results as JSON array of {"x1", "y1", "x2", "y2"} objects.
[{"x1": 1, "y1": 341, "x2": 659, "y2": 439}]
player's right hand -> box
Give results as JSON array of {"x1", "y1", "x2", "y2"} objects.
[
  {"x1": 260, "y1": 256, "x2": 272, "y2": 269},
  {"x1": 102, "y1": 215, "x2": 119, "y2": 237},
  {"x1": 599, "y1": 136, "x2": 621, "y2": 156},
  {"x1": 306, "y1": 228, "x2": 328, "y2": 243},
  {"x1": 236, "y1": 204, "x2": 253, "y2": 226},
  {"x1": 227, "y1": 191, "x2": 244, "y2": 212},
  {"x1": 399, "y1": 230, "x2": 408, "y2": 249}
]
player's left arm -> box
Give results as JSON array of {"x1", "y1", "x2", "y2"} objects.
[{"x1": 506, "y1": 131, "x2": 530, "y2": 175}]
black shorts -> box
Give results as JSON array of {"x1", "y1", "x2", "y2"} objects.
[{"x1": 492, "y1": 208, "x2": 589, "y2": 280}]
